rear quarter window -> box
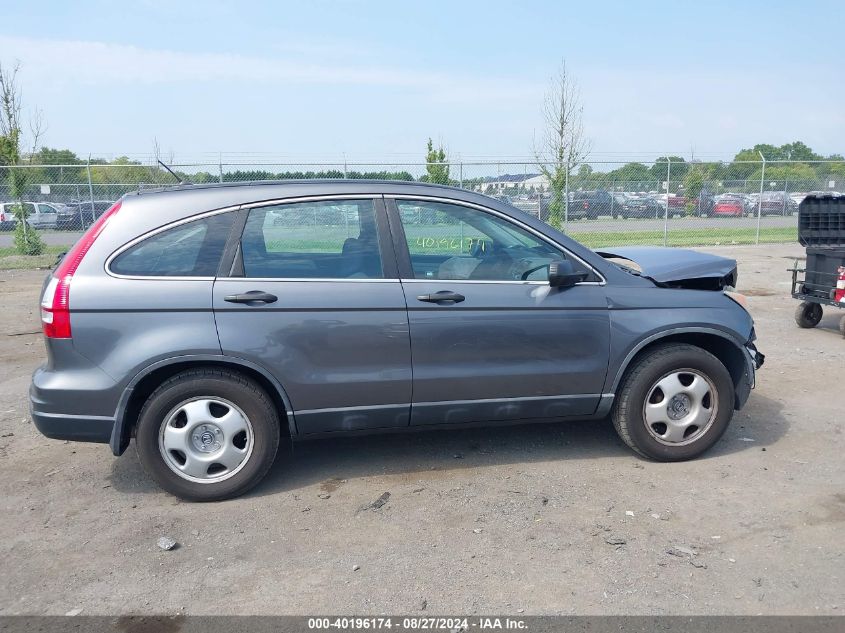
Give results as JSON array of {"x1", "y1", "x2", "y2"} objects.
[{"x1": 109, "y1": 212, "x2": 234, "y2": 277}]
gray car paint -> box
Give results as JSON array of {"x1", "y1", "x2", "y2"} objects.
[
  {"x1": 28, "y1": 180, "x2": 758, "y2": 456},
  {"x1": 594, "y1": 246, "x2": 737, "y2": 285}
]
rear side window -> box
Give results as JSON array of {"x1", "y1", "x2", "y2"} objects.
[
  {"x1": 240, "y1": 200, "x2": 384, "y2": 279},
  {"x1": 110, "y1": 212, "x2": 234, "y2": 277}
]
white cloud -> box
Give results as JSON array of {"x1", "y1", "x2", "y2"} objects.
[{"x1": 0, "y1": 35, "x2": 539, "y2": 104}]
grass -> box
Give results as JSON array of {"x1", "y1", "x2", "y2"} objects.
[
  {"x1": 570, "y1": 226, "x2": 797, "y2": 248},
  {"x1": 0, "y1": 245, "x2": 66, "y2": 270}
]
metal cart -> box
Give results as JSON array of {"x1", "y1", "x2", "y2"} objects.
[
  {"x1": 790, "y1": 194, "x2": 845, "y2": 337},
  {"x1": 789, "y1": 261, "x2": 845, "y2": 336}
]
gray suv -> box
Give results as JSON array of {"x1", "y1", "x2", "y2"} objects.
[{"x1": 30, "y1": 181, "x2": 764, "y2": 500}]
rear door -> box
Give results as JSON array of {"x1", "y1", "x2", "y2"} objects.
[
  {"x1": 213, "y1": 196, "x2": 412, "y2": 435},
  {"x1": 387, "y1": 197, "x2": 610, "y2": 427}
]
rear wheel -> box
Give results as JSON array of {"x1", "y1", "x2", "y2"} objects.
[
  {"x1": 135, "y1": 368, "x2": 280, "y2": 501},
  {"x1": 794, "y1": 301, "x2": 823, "y2": 328},
  {"x1": 612, "y1": 344, "x2": 734, "y2": 461}
]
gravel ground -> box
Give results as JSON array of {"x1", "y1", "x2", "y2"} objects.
[{"x1": 0, "y1": 243, "x2": 843, "y2": 616}]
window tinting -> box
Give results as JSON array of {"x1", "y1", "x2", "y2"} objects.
[
  {"x1": 397, "y1": 200, "x2": 588, "y2": 282},
  {"x1": 110, "y1": 212, "x2": 234, "y2": 277},
  {"x1": 240, "y1": 200, "x2": 384, "y2": 279}
]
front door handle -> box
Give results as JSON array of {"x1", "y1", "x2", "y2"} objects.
[
  {"x1": 223, "y1": 290, "x2": 278, "y2": 304},
  {"x1": 416, "y1": 291, "x2": 465, "y2": 304}
]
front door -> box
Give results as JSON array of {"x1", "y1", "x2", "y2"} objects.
[
  {"x1": 388, "y1": 198, "x2": 610, "y2": 426},
  {"x1": 36, "y1": 204, "x2": 57, "y2": 228},
  {"x1": 213, "y1": 197, "x2": 412, "y2": 435}
]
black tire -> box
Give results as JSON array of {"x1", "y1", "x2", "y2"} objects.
[
  {"x1": 135, "y1": 368, "x2": 281, "y2": 501},
  {"x1": 794, "y1": 301, "x2": 823, "y2": 328},
  {"x1": 611, "y1": 343, "x2": 735, "y2": 461}
]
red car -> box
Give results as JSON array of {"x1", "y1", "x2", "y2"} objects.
[{"x1": 713, "y1": 195, "x2": 745, "y2": 217}]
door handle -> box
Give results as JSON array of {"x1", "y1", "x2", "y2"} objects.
[
  {"x1": 416, "y1": 291, "x2": 465, "y2": 304},
  {"x1": 223, "y1": 291, "x2": 278, "y2": 304}
]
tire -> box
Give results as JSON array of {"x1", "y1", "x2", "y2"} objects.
[
  {"x1": 135, "y1": 368, "x2": 281, "y2": 501},
  {"x1": 612, "y1": 343, "x2": 735, "y2": 461},
  {"x1": 794, "y1": 301, "x2": 823, "y2": 328}
]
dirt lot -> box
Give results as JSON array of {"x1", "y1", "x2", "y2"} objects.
[{"x1": 0, "y1": 243, "x2": 843, "y2": 616}]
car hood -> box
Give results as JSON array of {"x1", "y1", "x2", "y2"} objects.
[{"x1": 595, "y1": 246, "x2": 737, "y2": 289}]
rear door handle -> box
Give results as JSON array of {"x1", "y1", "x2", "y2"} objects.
[
  {"x1": 416, "y1": 291, "x2": 465, "y2": 304},
  {"x1": 223, "y1": 291, "x2": 278, "y2": 304}
]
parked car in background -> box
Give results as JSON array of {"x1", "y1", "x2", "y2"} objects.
[
  {"x1": 56, "y1": 200, "x2": 116, "y2": 230},
  {"x1": 570, "y1": 190, "x2": 617, "y2": 219},
  {"x1": 667, "y1": 195, "x2": 688, "y2": 214},
  {"x1": 611, "y1": 192, "x2": 628, "y2": 210},
  {"x1": 759, "y1": 192, "x2": 798, "y2": 216},
  {"x1": 790, "y1": 192, "x2": 808, "y2": 207},
  {"x1": 712, "y1": 194, "x2": 746, "y2": 217},
  {"x1": 693, "y1": 191, "x2": 716, "y2": 217},
  {"x1": 621, "y1": 195, "x2": 662, "y2": 218},
  {"x1": 30, "y1": 180, "x2": 763, "y2": 501},
  {"x1": 0, "y1": 202, "x2": 61, "y2": 230}
]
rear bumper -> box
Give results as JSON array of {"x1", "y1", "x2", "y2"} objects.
[
  {"x1": 29, "y1": 356, "x2": 122, "y2": 448},
  {"x1": 29, "y1": 404, "x2": 115, "y2": 444}
]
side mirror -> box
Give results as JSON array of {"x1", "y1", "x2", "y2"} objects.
[{"x1": 548, "y1": 260, "x2": 588, "y2": 288}]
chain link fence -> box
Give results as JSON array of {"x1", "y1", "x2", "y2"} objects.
[{"x1": 1, "y1": 159, "x2": 843, "y2": 247}]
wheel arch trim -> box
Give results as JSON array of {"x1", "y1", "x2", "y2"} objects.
[
  {"x1": 110, "y1": 354, "x2": 297, "y2": 455},
  {"x1": 606, "y1": 326, "x2": 748, "y2": 395}
]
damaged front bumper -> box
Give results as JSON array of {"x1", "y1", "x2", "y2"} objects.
[{"x1": 736, "y1": 338, "x2": 764, "y2": 410}]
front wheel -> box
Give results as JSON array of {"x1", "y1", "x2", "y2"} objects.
[
  {"x1": 135, "y1": 368, "x2": 281, "y2": 501},
  {"x1": 794, "y1": 301, "x2": 822, "y2": 328},
  {"x1": 612, "y1": 344, "x2": 734, "y2": 461}
]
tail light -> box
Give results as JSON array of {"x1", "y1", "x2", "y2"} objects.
[
  {"x1": 835, "y1": 266, "x2": 845, "y2": 304},
  {"x1": 41, "y1": 200, "x2": 122, "y2": 338}
]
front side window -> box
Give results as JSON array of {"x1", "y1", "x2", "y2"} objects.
[
  {"x1": 110, "y1": 212, "x2": 234, "y2": 277},
  {"x1": 396, "y1": 200, "x2": 588, "y2": 282},
  {"x1": 240, "y1": 200, "x2": 383, "y2": 279}
]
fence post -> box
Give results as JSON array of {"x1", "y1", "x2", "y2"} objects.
[
  {"x1": 783, "y1": 177, "x2": 788, "y2": 215},
  {"x1": 459, "y1": 162, "x2": 463, "y2": 189},
  {"x1": 756, "y1": 152, "x2": 766, "y2": 245},
  {"x1": 663, "y1": 158, "x2": 671, "y2": 247},
  {"x1": 564, "y1": 162, "x2": 569, "y2": 233},
  {"x1": 218, "y1": 153, "x2": 223, "y2": 183},
  {"x1": 86, "y1": 155, "x2": 96, "y2": 231}
]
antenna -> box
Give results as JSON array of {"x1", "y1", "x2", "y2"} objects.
[{"x1": 157, "y1": 160, "x2": 192, "y2": 185}]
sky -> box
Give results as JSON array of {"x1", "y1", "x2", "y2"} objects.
[{"x1": 0, "y1": 0, "x2": 843, "y2": 164}]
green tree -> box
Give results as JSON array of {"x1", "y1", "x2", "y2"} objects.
[
  {"x1": 682, "y1": 165, "x2": 705, "y2": 205},
  {"x1": 0, "y1": 62, "x2": 45, "y2": 256},
  {"x1": 424, "y1": 138, "x2": 450, "y2": 185},
  {"x1": 35, "y1": 147, "x2": 81, "y2": 164},
  {"x1": 606, "y1": 162, "x2": 653, "y2": 189},
  {"x1": 650, "y1": 157, "x2": 688, "y2": 189}
]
